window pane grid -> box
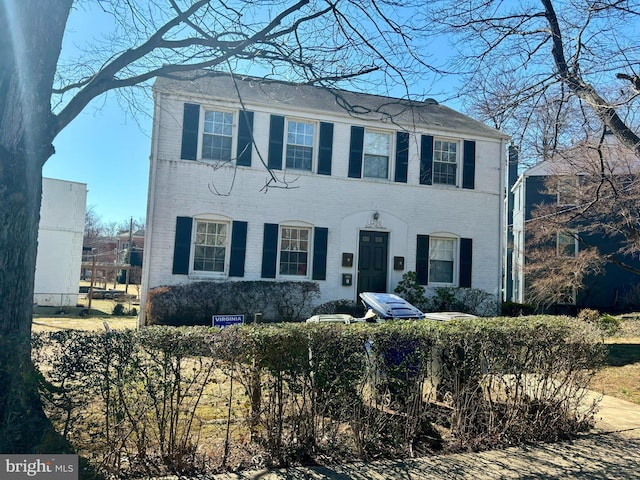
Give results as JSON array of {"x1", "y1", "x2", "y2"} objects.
[
  {"x1": 280, "y1": 227, "x2": 309, "y2": 276},
  {"x1": 193, "y1": 220, "x2": 227, "y2": 272},
  {"x1": 363, "y1": 154, "x2": 389, "y2": 178},
  {"x1": 286, "y1": 121, "x2": 314, "y2": 170},
  {"x1": 203, "y1": 110, "x2": 233, "y2": 161},
  {"x1": 433, "y1": 162, "x2": 457, "y2": 185},
  {"x1": 364, "y1": 131, "x2": 390, "y2": 179},
  {"x1": 429, "y1": 238, "x2": 455, "y2": 283},
  {"x1": 557, "y1": 232, "x2": 577, "y2": 257},
  {"x1": 433, "y1": 139, "x2": 458, "y2": 185}
]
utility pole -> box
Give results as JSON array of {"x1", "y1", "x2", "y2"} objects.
[
  {"x1": 125, "y1": 217, "x2": 132, "y2": 294},
  {"x1": 88, "y1": 254, "x2": 96, "y2": 312}
]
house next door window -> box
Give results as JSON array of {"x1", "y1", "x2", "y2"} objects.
[{"x1": 357, "y1": 231, "x2": 388, "y2": 295}]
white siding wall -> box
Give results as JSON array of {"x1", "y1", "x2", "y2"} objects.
[
  {"x1": 34, "y1": 178, "x2": 87, "y2": 306},
  {"x1": 142, "y1": 91, "x2": 506, "y2": 318}
]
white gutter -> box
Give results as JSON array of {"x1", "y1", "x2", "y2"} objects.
[{"x1": 499, "y1": 137, "x2": 509, "y2": 306}]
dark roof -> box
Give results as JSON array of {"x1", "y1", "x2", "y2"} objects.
[{"x1": 154, "y1": 72, "x2": 508, "y2": 140}]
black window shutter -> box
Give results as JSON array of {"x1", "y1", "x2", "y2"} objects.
[
  {"x1": 229, "y1": 221, "x2": 248, "y2": 277},
  {"x1": 459, "y1": 238, "x2": 473, "y2": 287},
  {"x1": 172, "y1": 216, "x2": 193, "y2": 275},
  {"x1": 180, "y1": 104, "x2": 200, "y2": 160},
  {"x1": 348, "y1": 126, "x2": 364, "y2": 178},
  {"x1": 236, "y1": 111, "x2": 254, "y2": 167},
  {"x1": 261, "y1": 223, "x2": 279, "y2": 278},
  {"x1": 394, "y1": 131, "x2": 409, "y2": 183},
  {"x1": 268, "y1": 115, "x2": 285, "y2": 170},
  {"x1": 420, "y1": 135, "x2": 433, "y2": 185},
  {"x1": 462, "y1": 140, "x2": 476, "y2": 189},
  {"x1": 312, "y1": 227, "x2": 328, "y2": 280},
  {"x1": 317, "y1": 122, "x2": 334, "y2": 175},
  {"x1": 416, "y1": 235, "x2": 429, "y2": 284}
]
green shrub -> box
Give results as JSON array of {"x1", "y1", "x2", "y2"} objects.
[
  {"x1": 597, "y1": 315, "x2": 621, "y2": 335},
  {"x1": 311, "y1": 299, "x2": 365, "y2": 317},
  {"x1": 394, "y1": 272, "x2": 499, "y2": 316},
  {"x1": 578, "y1": 309, "x2": 621, "y2": 336},
  {"x1": 112, "y1": 303, "x2": 125, "y2": 316},
  {"x1": 394, "y1": 271, "x2": 427, "y2": 309},
  {"x1": 501, "y1": 301, "x2": 536, "y2": 316},
  {"x1": 145, "y1": 280, "x2": 320, "y2": 326},
  {"x1": 426, "y1": 287, "x2": 499, "y2": 316}
]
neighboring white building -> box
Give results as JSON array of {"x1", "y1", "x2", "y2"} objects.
[
  {"x1": 141, "y1": 73, "x2": 510, "y2": 323},
  {"x1": 34, "y1": 178, "x2": 87, "y2": 307}
]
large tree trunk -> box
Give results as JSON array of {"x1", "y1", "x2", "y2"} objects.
[{"x1": 0, "y1": 0, "x2": 72, "y2": 453}]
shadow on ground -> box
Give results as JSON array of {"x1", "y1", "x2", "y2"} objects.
[{"x1": 210, "y1": 432, "x2": 640, "y2": 480}]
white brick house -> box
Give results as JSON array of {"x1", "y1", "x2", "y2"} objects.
[{"x1": 140, "y1": 73, "x2": 510, "y2": 323}]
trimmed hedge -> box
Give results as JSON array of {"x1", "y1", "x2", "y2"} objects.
[
  {"x1": 33, "y1": 316, "x2": 605, "y2": 477},
  {"x1": 145, "y1": 280, "x2": 320, "y2": 325}
]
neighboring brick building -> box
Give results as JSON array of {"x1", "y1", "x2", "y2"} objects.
[{"x1": 140, "y1": 73, "x2": 510, "y2": 323}]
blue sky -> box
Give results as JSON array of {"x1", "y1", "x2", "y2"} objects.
[
  {"x1": 43, "y1": 3, "x2": 460, "y2": 226},
  {"x1": 43, "y1": 5, "x2": 152, "y2": 225}
]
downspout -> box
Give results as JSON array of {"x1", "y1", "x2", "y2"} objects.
[
  {"x1": 498, "y1": 137, "x2": 508, "y2": 308},
  {"x1": 138, "y1": 89, "x2": 162, "y2": 328}
]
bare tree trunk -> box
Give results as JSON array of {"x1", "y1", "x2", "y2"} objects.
[{"x1": 0, "y1": 0, "x2": 72, "y2": 453}]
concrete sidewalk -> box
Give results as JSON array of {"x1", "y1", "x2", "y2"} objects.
[{"x1": 172, "y1": 393, "x2": 640, "y2": 479}]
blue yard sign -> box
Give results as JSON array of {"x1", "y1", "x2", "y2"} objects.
[{"x1": 213, "y1": 314, "x2": 244, "y2": 328}]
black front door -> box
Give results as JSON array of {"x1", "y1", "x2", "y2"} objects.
[{"x1": 357, "y1": 230, "x2": 389, "y2": 294}]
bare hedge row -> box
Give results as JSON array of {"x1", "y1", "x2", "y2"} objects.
[{"x1": 32, "y1": 316, "x2": 605, "y2": 478}]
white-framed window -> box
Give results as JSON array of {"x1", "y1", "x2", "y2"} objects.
[
  {"x1": 364, "y1": 130, "x2": 391, "y2": 179},
  {"x1": 429, "y1": 236, "x2": 456, "y2": 285},
  {"x1": 557, "y1": 176, "x2": 580, "y2": 205},
  {"x1": 557, "y1": 231, "x2": 578, "y2": 257},
  {"x1": 192, "y1": 219, "x2": 229, "y2": 273},
  {"x1": 433, "y1": 138, "x2": 458, "y2": 185},
  {"x1": 279, "y1": 226, "x2": 310, "y2": 276},
  {"x1": 202, "y1": 109, "x2": 234, "y2": 161},
  {"x1": 286, "y1": 120, "x2": 314, "y2": 171}
]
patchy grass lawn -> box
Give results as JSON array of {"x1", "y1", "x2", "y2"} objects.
[
  {"x1": 32, "y1": 316, "x2": 137, "y2": 332},
  {"x1": 590, "y1": 316, "x2": 640, "y2": 405}
]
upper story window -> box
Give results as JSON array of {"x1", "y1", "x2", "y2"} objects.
[
  {"x1": 557, "y1": 176, "x2": 582, "y2": 206},
  {"x1": 202, "y1": 110, "x2": 234, "y2": 161},
  {"x1": 420, "y1": 135, "x2": 475, "y2": 189},
  {"x1": 363, "y1": 131, "x2": 390, "y2": 179},
  {"x1": 557, "y1": 231, "x2": 578, "y2": 257},
  {"x1": 193, "y1": 219, "x2": 229, "y2": 273},
  {"x1": 429, "y1": 236, "x2": 456, "y2": 284},
  {"x1": 433, "y1": 139, "x2": 458, "y2": 185},
  {"x1": 286, "y1": 120, "x2": 314, "y2": 171},
  {"x1": 279, "y1": 226, "x2": 310, "y2": 276}
]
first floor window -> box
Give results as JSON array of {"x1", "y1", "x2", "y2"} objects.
[
  {"x1": 193, "y1": 220, "x2": 228, "y2": 272},
  {"x1": 280, "y1": 227, "x2": 309, "y2": 276},
  {"x1": 286, "y1": 121, "x2": 314, "y2": 170},
  {"x1": 203, "y1": 110, "x2": 233, "y2": 161},
  {"x1": 433, "y1": 139, "x2": 457, "y2": 185},
  {"x1": 429, "y1": 237, "x2": 455, "y2": 284},
  {"x1": 364, "y1": 131, "x2": 390, "y2": 179}
]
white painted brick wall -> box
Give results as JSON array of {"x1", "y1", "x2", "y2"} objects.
[{"x1": 142, "y1": 91, "x2": 506, "y2": 315}]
